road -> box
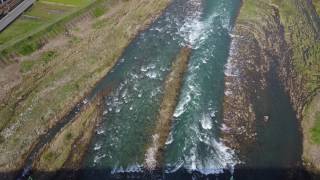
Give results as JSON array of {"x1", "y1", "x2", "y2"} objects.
[{"x1": 0, "y1": 0, "x2": 35, "y2": 32}]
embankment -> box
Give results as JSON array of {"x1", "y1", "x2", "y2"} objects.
[
  {"x1": 223, "y1": 0, "x2": 320, "y2": 174},
  {"x1": 32, "y1": 98, "x2": 102, "y2": 180},
  {"x1": 0, "y1": 0, "x2": 171, "y2": 174},
  {"x1": 144, "y1": 47, "x2": 191, "y2": 170}
]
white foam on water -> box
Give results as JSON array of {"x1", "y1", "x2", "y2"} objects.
[
  {"x1": 150, "y1": 87, "x2": 161, "y2": 98},
  {"x1": 190, "y1": 147, "x2": 197, "y2": 171},
  {"x1": 146, "y1": 71, "x2": 158, "y2": 79},
  {"x1": 200, "y1": 113, "x2": 213, "y2": 130},
  {"x1": 96, "y1": 129, "x2": 105, "y2": 135},
  {"x1": 165, "y1": 131, "x2": 174, "y2": 145},
  {"x1": 102, "y1": 110, "x2": 108, "y2": 115},
  {"x1": 167, "y1": 111, "x2": 238, "y2": 175},
  {"x1": 111, "y1": 163, "x2": 143, "y2": 174},
  {"x1": 173, "y1": 77, "x2": 201, "y2": 118},
  {"x1": 210, "y1": 110, "x2": 217, "y2": 118},
  {"x1": 94, "y1": 143, "x2": 102, "y2": 151},
  {"x1": 177, "y1": 0, "x2": 234, "y2": 50},
  {"x1": 224, "y1": 37, "x2": 239, "y2": 77},
  {"x1": 125, "y1": 163, "x2": 143, "y2": 173},
  {"x1": 196, "y1": 138, "x2": 238, "y2": 175},
  {"x1": 173, "y1": 93, "x2": 191, "y2": 117},
  {"x1": 93, "y1": 154, "x2": 106, "y2": 164},
  {"x1": 165, "y1": 160, "x2": 184, "y2": 173},
  {"x1": 144, "y1": 134, "x2": 160, "y2": 169}
]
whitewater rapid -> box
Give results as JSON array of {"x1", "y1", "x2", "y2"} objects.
[{"x1": 83, "y1": 0, "x2": 241, "y2": 177}]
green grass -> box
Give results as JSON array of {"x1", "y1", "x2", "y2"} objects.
[
  {"x1": 311, "y1": 112, "x2": 320, "y2": 144},
  {"x1": 20, "y1": 50, "x2": 57, "y2": 73},
  {"x1": 20, "y1": 60, "x2": 36, "y2": 73},
  {"x1": 0, "y1": 0, "x2": 96, "y2": 59},
  {"x1": 44, "y1": 0, "x2": 92, "y2": 6},
  {"x1": 271, "y1": 0, "x2": 320, "y2": 92},
  {"x1": 92, "y1": 6, "x2": 106, "y2": 17},
  {"x1": 239, "y1": 0, "x2": 320, "y2": 93},
  {"x1": 0, "y1": 2, "x2": 74, "y2": 46},
  {"x1": 313, "y1": 0, "x2": 320, "y2": 15}
]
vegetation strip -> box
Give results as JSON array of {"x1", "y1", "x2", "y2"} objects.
[
  {"x1": 31, "y1": 97, "x2": 102, "y2": 180},
  {"x1": 144, "y1": 47, "x2": 191, "y2": 170}
]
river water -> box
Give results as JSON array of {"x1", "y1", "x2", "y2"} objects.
[{"x1": 80, "y1": 0, "x2": 305, "y2": 179}]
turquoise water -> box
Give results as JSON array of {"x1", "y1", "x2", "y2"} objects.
[
  {"x1": 12, "y1": 0, "x2": 312, "y2": 180},
  {"x1": 164, "y1": 0, "x2": 240, "y2": 175},
  {"x1": 84, "y1": 0, "x2": 240, "y2": 176},
  {"x1": 81, "y1": 0, "x2": 309, "y2": 179}
]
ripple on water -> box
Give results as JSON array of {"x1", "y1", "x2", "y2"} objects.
[{"x1": 84, "y1": 0, "x2": 241, "y2": 176}]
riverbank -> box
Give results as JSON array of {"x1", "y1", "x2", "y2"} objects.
[
  {"x1": 32, "y1": 98, "x2": 102, "y2": 180},
  {"x1": 223, "y1": 0, "x2": 320, "y2": 175},
  {"x1": 0, "y1": 0, "x2": 171, "y2": 174}
]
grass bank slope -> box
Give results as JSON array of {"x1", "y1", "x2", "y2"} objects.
[
  {"x1": 235, "y1": 0, "x2": 320, "y2": 172},
  {"x1": 0, "y1": 0, "x2": 94, "y2": 60},
  {"x1": 0, "y1": 0, "x2": 170, "y2": 172}
]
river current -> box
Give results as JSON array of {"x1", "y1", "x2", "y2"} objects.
[{"x1": 80, "y1": 0, "x2": 305, "y2": 179}]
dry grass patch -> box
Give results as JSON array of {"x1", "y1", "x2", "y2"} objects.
[{"x1": 0, "y1": 0, "x2": 171, "y2": 171}]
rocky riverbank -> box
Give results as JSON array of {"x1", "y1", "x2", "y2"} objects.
[{"x1": 223, "y1": 0, "x2": 320, "y2": 174}]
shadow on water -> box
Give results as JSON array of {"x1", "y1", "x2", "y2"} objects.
[
  {"x1": 2, "y1": 168, "x2": 319, "y2": 180},
  {"x1": 234, "y1": 55, "x2": 312, "y2": 180}
]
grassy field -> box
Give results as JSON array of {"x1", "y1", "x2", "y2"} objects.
[
  {"x1": 303, "y1": 94, "x2": 320, "y2": 170},
  {"x1": 239, "y1": 0, "x2": 320, "y2": 92},
  {"x1": 0, "y1": 0, "x2": 94, "y2": 57},
  {"x1": 313, "y1": 0, "x2": 320, "y2": 15},
  {"x1": 0, "y1": 0, "x2": 170, "y2": 172},
  {"x1": 272, "y1": 0, "x2": 320, "y2": 92},
  {"x1": 311, "y1": 112, "x2": 320, "y2": 144},
  {"x1": 42, "y1": 0, "x2": 92, "y2": 6}
]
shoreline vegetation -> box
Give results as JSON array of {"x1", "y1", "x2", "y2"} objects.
[
  {"x1": 0, "y1": 0, "x2": 171, "y2": 176},
  {"x1": 226, "y1": 0, "x2": 320, "y2": 174},
  {"x1": 32, "y1": 97, "x2": 102, "y2": 180},
  {"x1": 144, "y1": 47, "x2": 191, "y2": 170}
]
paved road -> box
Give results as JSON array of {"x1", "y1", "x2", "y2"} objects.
[{"x1": 0, "y1": 0, "x2": 36, "y2": 32}]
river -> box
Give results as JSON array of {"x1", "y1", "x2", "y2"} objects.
[
  {"x1": 82, "y1": 0, "x2": 240, "y2": 179},
  {"x1": 78, "y1": 0, "x2": 306, "y2": 179}
]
